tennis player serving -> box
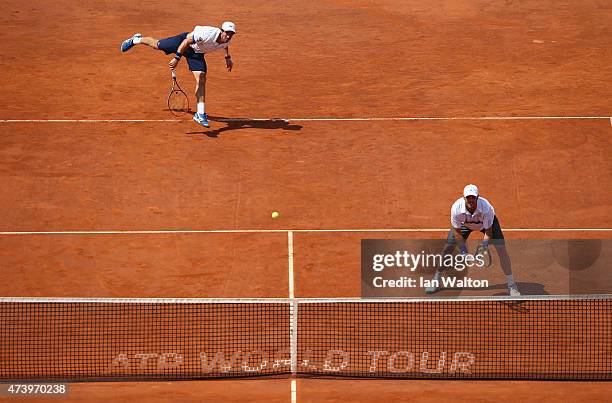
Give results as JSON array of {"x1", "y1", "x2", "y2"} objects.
[
  {"x1": 426, "y1": 184, "x2": 521, "y2": 296},
  {"x1": 120, "y1": 22, "x2": 237, "y2": 128}
]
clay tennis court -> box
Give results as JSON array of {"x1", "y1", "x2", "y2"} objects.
[{"x1": 1, "y1": 0, "x2": 611, "y2": 401}]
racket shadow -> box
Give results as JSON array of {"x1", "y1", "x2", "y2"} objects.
[
  {"x1": 186, "y1": 115, "x2": 303, "y2": 138},
  {"x1": 164, "y1": 106, "x2": 192, "y2": 115}
]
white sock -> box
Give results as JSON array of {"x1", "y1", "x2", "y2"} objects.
[
  {"x1": 133, "y1": 36, "x2": 142, "y2": 44},
  {"x1": 506, "y1": 274, "x2": 516, "y2": 287},
  {"x1": 197, "y1": 102, "x2": 205, "y2": 115}
]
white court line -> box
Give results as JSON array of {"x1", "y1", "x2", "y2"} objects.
[
  {"x1": 0, "y1": 116, "x2": 611, "y2": 123},
  {"x1": 0, "y1": 119, "x2": 179, "y2": 123},
  {"x1": 0, "y1": 228, "x2": 611, "y2": 235},
  {"x1": 288, "y1": 231, "x2": 295, "y2": 299},
  {"x1": 287, "y1": 116, "x2": 612, "y2": 122},
  {"x1": 288, "y1": 231, "x2": 298, "y2": 403}
]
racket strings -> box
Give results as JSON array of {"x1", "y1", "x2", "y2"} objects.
[{"x1": 168, "y1": 90, "x2": 189, "y2": 115}]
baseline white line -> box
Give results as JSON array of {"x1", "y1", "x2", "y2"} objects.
[
  {"x1": 0, "y1": 119, "x2": 180, "y2": 123},
  {"x1": 287, "y1": 116, "x2": 611, "y2": 122},
  {"x1": 502, "y1": 228, "x2": 612, "y2": 232},
  {"x1": 1, "y1": 116, "x2": 610, "y2": 123},
  {"x1": 0, "y1": 228, "x2": 611, "y2": 235},
  {"x1": 291, "y1": 379, "x2": 297, "y2": 403},
  {"x1": 0, "y1": 230, "x2": 288, "y2": 235}
]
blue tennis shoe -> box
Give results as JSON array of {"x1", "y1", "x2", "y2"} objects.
[
  {"x1": 120, "y1": 33, "x2": 142, "y2": 52},
  {"x1": 193, "y1": 113, "x2": 210, "y2": 128}
]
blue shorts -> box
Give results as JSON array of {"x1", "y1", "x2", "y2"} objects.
[
  {"x1": 446, "y1": 216, "x2": 505, "y2": 246},
  {"x1": 157, "y1": 32, "x2": 207, "y2": 72}
]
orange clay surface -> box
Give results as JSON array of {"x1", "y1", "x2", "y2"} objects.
[{"x1": 1, "y1": 0, "x2": 611, "y2": 401}]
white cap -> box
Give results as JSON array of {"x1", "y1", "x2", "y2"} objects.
[
  {"x1": 463, "y1": 184, "x2": 479, "y2": 197},
  {"x1": 221, "y1": 21, "x2": 236, "y2": 33}
]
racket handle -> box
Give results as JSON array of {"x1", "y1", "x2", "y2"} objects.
[{"x1": 171, "y1": 70, "x2": 177, "y2": 79}]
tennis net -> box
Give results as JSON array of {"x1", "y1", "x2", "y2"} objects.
[{"x1": 0, "y1": 296, "x2": 610, "y2": 381}]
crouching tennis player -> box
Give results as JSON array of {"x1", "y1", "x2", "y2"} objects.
[
  {"x1": 120, "y1": 22, "x2": 236, "y2": 128},
  {"x1": 426, "y1": 184, "x2": 521, "y2": 296}
]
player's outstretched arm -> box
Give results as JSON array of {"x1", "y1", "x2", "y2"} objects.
[
  {"x1": 224, "y1": 47, "x2": 233, "y2": 71},
  {"x1": 482, "y1": 227, "x2": 493, "y2": 246},
  {"x1": 454, "y1": 227, "x2": 468, "y2": 254},
  {"x1": 169, "y1": 34, "x2": 195, "y2": 69}
]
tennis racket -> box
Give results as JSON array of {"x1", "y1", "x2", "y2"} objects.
[
  {"x1": 167, "y1": 70, "x2": 189, "y2": 116},
  {"x1": 475, "y1": 243, "x2": 493, "y2": 267}
]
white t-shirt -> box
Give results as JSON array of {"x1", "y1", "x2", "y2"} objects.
[
  {"x1": 190, "y1": 26, "x2": 230, "y2": 54},
  {"x1": 450, "y1": 197, "x2": 495, "y2": 231}
]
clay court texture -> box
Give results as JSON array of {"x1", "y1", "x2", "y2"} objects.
[{"x1": 1, "y1": 0, "x2": 611, "y2": 401}]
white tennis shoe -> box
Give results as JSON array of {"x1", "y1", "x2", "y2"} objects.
[
  {"x1": 193, "y1": 113, "x2": 210, "y2": 128},
  {"x1": 425, "y1": 271, "x2": 442, "y2": 294},
  {"x1": 120, "y1": 33, "x2": 142, "y2": 52}
]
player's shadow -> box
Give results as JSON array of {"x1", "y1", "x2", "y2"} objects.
[
  {"x1": 487, "y1": 282, "x2": 548, "y2": 296},
  {"x1": 186, "y1": 115, "x2": 303, "y2": 138},
  {"x1": 439, "y1": 282, "x2": 547, "y2": 296}
]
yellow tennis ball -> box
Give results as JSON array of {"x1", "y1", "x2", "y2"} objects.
[{"x1": 271, "y1": 211, "x2": 280, "y2": 219}]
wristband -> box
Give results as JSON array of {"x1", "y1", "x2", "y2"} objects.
[
  {"x1": 482, "y1": 239, "x2": 489, "y2": 248},
  {"x1": 174, "y1": 52, "x2": 182, "y2": 60}
]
